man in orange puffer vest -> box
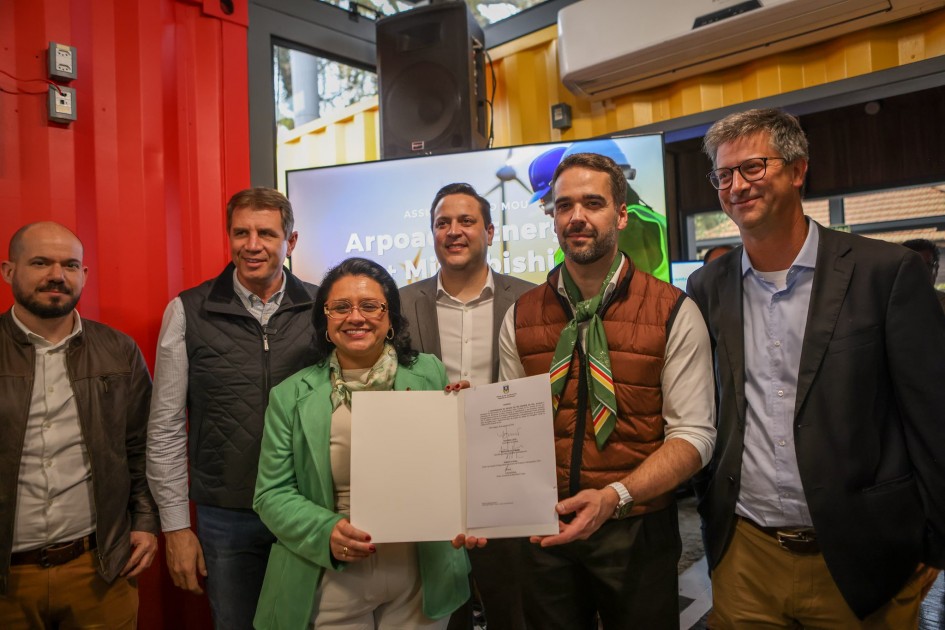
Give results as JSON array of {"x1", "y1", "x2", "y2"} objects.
[{"x1": 498, "y1": 152, "x2": 716, "y2": 630}]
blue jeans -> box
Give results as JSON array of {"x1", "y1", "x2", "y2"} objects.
[{"x1": 196, "y1": 505, "x2": 276, "y2": 630}]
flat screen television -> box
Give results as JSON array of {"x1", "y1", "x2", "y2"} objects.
[
  {"x1": 670, "y1": 260, "x2": 703, "y2": 291},
  {"x1": 286, "y1": 134, "x2": 668, "y2": 288}
]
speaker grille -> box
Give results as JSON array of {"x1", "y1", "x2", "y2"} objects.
[
  {"x1": 377, "y1": 2, "x2": 486, "y2": 159},
  {"x1": 385, "y1": 61, "x2": 461, "y2": 146}
]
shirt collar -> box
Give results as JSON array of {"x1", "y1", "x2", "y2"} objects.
[
  {"x1": 435, "y1": 268, "x2": 495, "y2": 301},
  {"x1": 741, "y1": 218, "x2": 820, "y2": 277},
  {"x1": 11, "y1": 305, "x2": 83, "y2": 349},
  {"x1": 232, "y1": 269, "x2": 287, "y2": 306},
  {"x1": 557, "y1": 253, "x2": 626, "y2": 304}
]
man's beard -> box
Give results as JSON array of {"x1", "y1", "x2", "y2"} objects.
[
  {"x1": 561, "y1": 225, "x2": 618, "y2": 265},
  {"x1": 14, "y1": 282, "x2": 80, "y2": 319}
]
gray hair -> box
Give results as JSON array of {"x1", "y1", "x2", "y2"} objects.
[
  {"x1": 703, "y1": 108, "x2": 809, "y2": 167},
  {"x1": 226, "y1": 187, "x2": 295, "y2": 236}
]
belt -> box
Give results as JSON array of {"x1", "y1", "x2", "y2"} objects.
[
  {"x1": 739, "y1": 516, "x2": 819, "y2": 554},
  {"x1": 10, "y1": 533, "x2": 97, "y2": 568}
]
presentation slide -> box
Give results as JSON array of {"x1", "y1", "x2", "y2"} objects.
[{"x1": 287, "y1": 134, "x2": 668, "y2": 287}]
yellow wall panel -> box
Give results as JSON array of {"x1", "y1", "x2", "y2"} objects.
[
  {"x1": 776, "y1": 61, "x2": 806, "y2": 94},
  {"x1": 868, "y1": 36, "x2": 901, "y2": 68},
  {"x1": 275, "y1": 97, "x2": 379, "y2": 191},
  {"x1": 929, "y1": 16, "x2": 945, "y2": 57},
  {"x1": 900, "y1": 32, "x2": 927, "y2": 63},
  {"x1": 801, "y1": 58, "x2": 829, "y2": 87},
  {"x1": 498, "y1": 54, "x2": 525, "y2": 145},
  {"x1": 756, "y1": 64, "x2": 787, "y2": 98}
]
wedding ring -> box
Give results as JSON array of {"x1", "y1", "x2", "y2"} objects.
[{"x1": 342, "y1": 546, "x2": 348, "y2": 556}]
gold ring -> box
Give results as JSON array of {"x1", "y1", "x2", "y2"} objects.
[{"x1": 342, "y1": 546, "x2": 348, "y2": 556}]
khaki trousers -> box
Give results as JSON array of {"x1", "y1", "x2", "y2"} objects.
[
  {"x1": 710, "y1": 517, "x2": 938, "y2": 629},
  {"x1": 313, "y1": 542, "x2": 448, "y2": 630},
  {"x1": 0, "y1": 550, "x2": 138, "y2": 629}
]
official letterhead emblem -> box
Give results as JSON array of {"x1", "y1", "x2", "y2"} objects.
[{"x1": 503, "y1": 385, "x2": 510, "y2": 394}]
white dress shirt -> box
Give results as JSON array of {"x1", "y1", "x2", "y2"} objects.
[
  {"x1": 435, "y1": 272, "x2": 495, "y2": 386},
  {"x1": 12, "y1": 308, "x2": 95, "y2": 551}
]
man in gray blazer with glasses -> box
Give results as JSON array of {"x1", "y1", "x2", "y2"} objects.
[{"x1": 688, "y1": 108, "x2": 945, "y2": 628}]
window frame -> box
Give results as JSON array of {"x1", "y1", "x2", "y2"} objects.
[
  {"x1": 248, "y1": 0, "x2": 577, "y2": 187},
  {"x1": 249, "y1": 0, "x2": 376, "y2": 187},
  {"x1": 654, "y1": 56, "x2": 945, "y2": 258}
]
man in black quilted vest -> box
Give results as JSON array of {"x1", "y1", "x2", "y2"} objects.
[{"x1": 146, "y1": 188, "x2": 318, "y2": 629}]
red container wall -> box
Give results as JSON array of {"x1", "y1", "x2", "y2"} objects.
[{"x1": 1, "y1": 0, "x2": 250, "y2": 627}]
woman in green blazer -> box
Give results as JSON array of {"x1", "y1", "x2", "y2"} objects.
[{"x1": 253, "y1": 258, "x2": 473, "y2": 629}]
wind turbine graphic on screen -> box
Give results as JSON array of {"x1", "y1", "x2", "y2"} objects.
[{"x1": 483, "y1": 149, "x2": 531, "y2": 256}]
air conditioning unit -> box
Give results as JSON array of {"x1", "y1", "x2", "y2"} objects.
[{"x1": 558, "y1": 0, "x2": 945, "y2": 99}]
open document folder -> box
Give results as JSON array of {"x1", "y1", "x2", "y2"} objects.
[{"x1": 350, "y1": 374, "x2": 559, "y2": 543}]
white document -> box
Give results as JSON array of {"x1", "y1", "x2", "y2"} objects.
[
  {"x1": 463, "y1": 376, "x2": 560, "y2": 538},
  {"x1": 350, "y1": 374, "x2": 559, "y2": 543}
]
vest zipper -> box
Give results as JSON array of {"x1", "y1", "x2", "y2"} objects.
[
  {"x1": 570, "y1": 343, "x2": 588, "y2": 498},
  {"x1": 262, "y1": 324, "x2": 272, "y2": 394}
]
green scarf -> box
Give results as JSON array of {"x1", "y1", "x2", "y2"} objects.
[
  {"x1": 328, "y1": 343, "x2": 399, "y2": 411},
  {"x1": 549, "y1": 254, "x2": 622, "y2": 449}
]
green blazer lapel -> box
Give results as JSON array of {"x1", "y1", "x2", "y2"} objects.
[
  {"x1": 795, "y1": 226, "x2": 854, "y2": 420},
  {"x1": 394, "y1": 362, "x2": 433, "y2": 391},
  {"x1": 718, "y1": 252, "x2": 749, "y2": 427},
  {"x1": 297, "y1": 366, "x2": 336, "y2": 506}
]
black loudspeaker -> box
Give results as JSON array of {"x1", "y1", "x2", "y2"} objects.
[{"x1": 377, "y1": 2, "x2": 487, "y2": 159}]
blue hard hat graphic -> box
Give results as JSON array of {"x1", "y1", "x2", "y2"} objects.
[
  {"x1": 563, "y1": 138, "x2": 636, "y2": 180},
  {"x1": 563, "y1": 138, "x2": 628, "y2": 166},
  {"x1": 527, "y1": 146, "x2": 567, "y2": 204}
]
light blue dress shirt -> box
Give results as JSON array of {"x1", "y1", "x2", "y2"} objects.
[{"x1": 735, "y1": 220, "x2": 819, "y2": 528}]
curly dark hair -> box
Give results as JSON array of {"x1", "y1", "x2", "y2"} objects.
[{"x1": 312, "y1": 257, "x2": 418, "y2": 367}]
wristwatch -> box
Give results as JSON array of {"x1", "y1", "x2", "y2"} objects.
[{"x1": 607, "y1": 482, "x2": 634, "y2": 519}]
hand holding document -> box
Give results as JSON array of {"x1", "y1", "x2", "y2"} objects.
[{"x1": 350, "y1": 374, "x2": 559, "y2": 543}]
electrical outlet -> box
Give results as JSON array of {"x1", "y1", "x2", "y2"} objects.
[
  {"x1": 48, "y1": 42, "x2": 77, "y2": 82},
  {"x1": 48, "y1": 86, "x2": 77, "y2": 124},
  {"x1": 551, "y1": 103, "x2": 573, "y2": 130}
]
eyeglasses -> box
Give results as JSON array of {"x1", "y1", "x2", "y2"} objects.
[
  {"x1": 707, "y1": 157, "x2": 788, "y2": 190},
  {"x1": 324, "y1": 300, "x2": 388, "y2": 319}
]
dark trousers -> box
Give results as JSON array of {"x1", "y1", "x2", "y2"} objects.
[
  {"x1": 521, "y1": 505, "x2": 681, "y2": 630},
  {"x1": 447, "y1": 538, "x2": 527, "y2": 630},
  {"x1": 196, "y1": 504, "x2": 276, "y2": 630}
]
